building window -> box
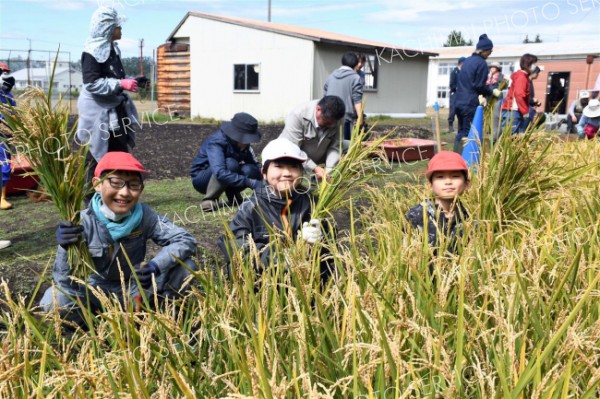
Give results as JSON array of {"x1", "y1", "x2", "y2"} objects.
[
  {"x1": 234, "y1": 64, "x2": 260, "y2": 91},
  {"x1": 438, "y1": 62, "x2": 453, "y2": 75},
  {"x1": 362, "y1": 55, "x2": 378, "y2": 90},
  {"x1": 497, "y1": 61, "x2": 514, "y2": 76},
  {"x1": 437, "y1": 86, "x2": 448, "y2": 99}
]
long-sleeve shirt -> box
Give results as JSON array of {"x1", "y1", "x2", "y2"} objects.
[{"x1": 279, "y1": 100, "x2": 342, "y2": 172}]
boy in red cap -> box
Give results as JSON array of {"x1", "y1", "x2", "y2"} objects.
[
  {"x1": 40, "y1": 152, "x2": 198, "y2": 324},
  {"x1": 406, "y1": 151, "x2": 471, "y2": 252}
]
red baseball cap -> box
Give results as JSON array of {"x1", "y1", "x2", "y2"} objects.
[
  {"x1": 426, "y1": 151, "x2": 468, "y2": 180},
  {"x1": 94, "y1": 152, "x2": 149, "y2": 177}
]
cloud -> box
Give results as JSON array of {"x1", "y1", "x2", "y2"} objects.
[
  {"x1": 271, "y1": 3, "x2": 364, "y2": 18},
  {"x1": 17, "y1": 0, "x2": 88, "y2": 11},
  {"x1": 367, "y1": 0, "x2": 479, "y2": 22}
]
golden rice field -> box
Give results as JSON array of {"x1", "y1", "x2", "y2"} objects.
[{"x1": 1, "y1": 129, "x2": 599, "y2": 398}]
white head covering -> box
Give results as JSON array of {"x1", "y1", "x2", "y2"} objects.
[{"x1": 83, "y1": 7, "x2": 126, "y2": 63}]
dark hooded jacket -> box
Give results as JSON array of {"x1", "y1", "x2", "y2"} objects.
[
  {"x1": 218, "y1": 181, "x2": 314, "y2": 268},
  {"x1": 406, "y1": 199, "x2": 469, "y2": 253}
]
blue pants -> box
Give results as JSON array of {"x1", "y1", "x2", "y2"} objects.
[
  {"x1": 448, "y1": 93, "x2": 457, "y2": 125},
  {"x1": 0, "y1": 142, "x2": 11, "y2": 185},
  {"x1": 501, "y1": 110, "x2": 528, "y2": 134},
  {"x1": 191, "y1": 159, "x2": 261, "y2": 199},
  {"x1": 454, "y1": 105, "x2": 475, "y2": 153}
]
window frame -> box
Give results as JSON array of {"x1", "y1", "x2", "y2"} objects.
[
  {"x1": 362, "y1": 55, "x2": 378, "y2": 91},
  {"x1": 233, "y1": 63, "x2": 261, "y2": 93}
]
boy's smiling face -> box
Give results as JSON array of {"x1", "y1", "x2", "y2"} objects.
[
  {"x1": 429, "y1": 170, "x2": 469, "y2": 199},
  {"x1": 263, "y1": 160, "x2": 302, "y2": 197},
  {"x1": 93, "y1": 171, "x2": 144, "y2": 215}
]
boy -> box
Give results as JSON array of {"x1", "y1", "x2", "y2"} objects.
[
  {"x1": 406, "y1": 151, "x2": 470, "y2": 252},
  {"x1": 218, "y1": 138, "x2": 330, "y2": 279},
  {"x1": 40, "y1": 152, "x2": 198, "y2": 321}
]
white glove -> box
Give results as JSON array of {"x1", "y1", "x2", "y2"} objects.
[
  {"x1": 492, "y1": 88, "x2": 501, "y2": 98},
  {"x1": 478, "y1": 95, "x2": 487, "y2": 107},
  {"x1": 576, "y1": 125, "x2": 584, "y2": 136},
  {"x1": 301, "y1": 219, "x2": 323, "y2": 244}
]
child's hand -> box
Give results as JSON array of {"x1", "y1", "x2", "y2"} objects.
[
  {"x1": 136, "y1": 261, "x2": 161, "y2": 289},
  {"x1": 301, "y1": 219, "x2": 323, "y2": 244},
  {"x1": 56, "y1": 221, "x2": 84, "y2": 248}
]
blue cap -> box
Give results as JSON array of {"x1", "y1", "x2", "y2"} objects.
[
  {"x1": 476, "y1": 34, "x2": 493, "y2": 51},
  {"x1": 458, "y1": 57, "x2": 466, "y2": 64}
]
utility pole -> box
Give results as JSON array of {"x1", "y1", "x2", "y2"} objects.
[
  {"x1": 27, "y1": 38, "x2": 32, "y2": 86},
  {"x1": 139, "y1": 38, "x2": 144, "y2": 76},
  {"x1": 268, "y1": 0, "x2": 271, "y2": 22}
]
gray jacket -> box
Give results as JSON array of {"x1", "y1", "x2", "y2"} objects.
[
  {"x1": 52, "y1": 203, "x2": 197, "y2": 296},
  {"x1": 279, "y1": 99, "x2": 342, "y2": 172},
  {"x1": 323, "y1": 66, "x2": 363, "y2": 121}
]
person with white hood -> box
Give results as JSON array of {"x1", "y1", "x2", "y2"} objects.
[{"x1": 77, "y1": 6, "x2": 140, "y2": 203}]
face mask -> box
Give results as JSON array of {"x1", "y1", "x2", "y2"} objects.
[{"x1": 100, "y1": 203, "x2": 131, "y2": 222}]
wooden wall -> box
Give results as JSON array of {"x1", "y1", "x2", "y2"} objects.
[{"x1": 157, "y1": 43, "x2": 190, "y2": 116}]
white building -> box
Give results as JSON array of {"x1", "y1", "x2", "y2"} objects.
[
  {"x1": 11, "y1": 61, "x2": 82, "y2": 93},
  {"x1": 427, "y1": 42, "x2": 600, "y2": 114},
  {"x1": 160, "y1": 12, "x2": 436, "y2": 120}
]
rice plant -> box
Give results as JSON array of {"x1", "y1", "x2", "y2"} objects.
[
  {"x1": 0, "y1": 53, "x2": 93, "y2": 279},
  {"x1": 1, "y1": 115, "x2": 599, "y2": 398}
]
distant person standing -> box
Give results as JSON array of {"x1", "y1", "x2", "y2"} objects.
[
  {"x1": 501, "y1": 53, "x2": 539, "y2": 134},
  {"x1": 448, "y1": 57, "x2": 465, "y2": 133},
  {"x1": 454, "y1": 34, "x2": 500, "y2": 153},
  {"x1": 0, "y1": 73, "x2": 16, "y2": 210},
  {"x1": 486, "y1": 62, "x2": 504, "y2": 90},
  {"x1": 77, "y1": 7, "x2": 140, "y2": 203},
  {"x1": 323, "y1": 52, "x2": 363, "y2": 141}
]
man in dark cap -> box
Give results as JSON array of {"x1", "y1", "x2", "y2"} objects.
[
  {"x1": 448, "y1": 56, "x2": 466, "y2": 133},
  {"x1": 190, "y1": 112, "x2": 262, "y2": 211},
  {"x1": 454, "y1": 34, "x2": 501, "y2": 153}
]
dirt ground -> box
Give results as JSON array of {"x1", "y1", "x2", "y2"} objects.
[{"x1": 129, "y1": 121, "x2": 433, "y2": 180}]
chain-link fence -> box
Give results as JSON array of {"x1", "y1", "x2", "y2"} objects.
[{"x1": 1, "y1": 49, "x2": 79, "y2": 112}]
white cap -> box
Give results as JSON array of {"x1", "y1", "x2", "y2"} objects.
[
  {"x1": 261, "y1": 138, "x2": 308, "y2": 163},
  {"x1": 580, "y1": 90, "x2": 590, "y2": 99}
]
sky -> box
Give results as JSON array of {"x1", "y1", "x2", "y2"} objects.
[{"x1": 1, "y1": 0, "x2": 599, "y2": 64}]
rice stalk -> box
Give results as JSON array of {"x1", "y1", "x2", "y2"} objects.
[{"x1": 0, "y1": 52, "x2": 93, "y2": 279}]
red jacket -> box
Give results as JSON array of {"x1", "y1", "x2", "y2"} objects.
[{"x1": 502, "y1": 70, "x2": 530, "y2": 116}]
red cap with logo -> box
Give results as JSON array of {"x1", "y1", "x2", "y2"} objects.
[
  {"x1": 94, "y1": 151, "x2": 149, "y2": 177},
  {"x1": 425, "y1": 151, "x2": 469, "y2": 180}
]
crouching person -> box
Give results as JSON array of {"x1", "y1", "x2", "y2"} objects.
[
  {"x1": 406, "y1": 151, "x2": 471, "y2": 255},
  {"x1": 190, "y1": 112, "x2": 262, "y2": 212},
  {"x1": 40, "y1": 152, "x2": 198, "y2": 324},
  {"x1": 218, "y1": 138, "x2": 334, "y2": 284}
]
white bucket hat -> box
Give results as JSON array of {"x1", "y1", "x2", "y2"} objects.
[
  {"x1": 261, "y1": 138, "x2": 308, "y2": 163},
  {"x1": 583, "y1": 99, "x2": 600, "y2": 118}
]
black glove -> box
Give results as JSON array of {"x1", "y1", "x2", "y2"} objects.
[
  {"x1": 136, "y1": 261, "x2": 161, "y2": 289},
  {"x1": 56, "y1": 221, "x2": 84, "y2": 248}
]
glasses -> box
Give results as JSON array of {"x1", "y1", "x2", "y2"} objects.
[{"x1": 106, "y1": 177, "x2": 143, "y2": 191}]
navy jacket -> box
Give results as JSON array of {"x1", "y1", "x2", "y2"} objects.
[
  {"x1": 449, "y1": 67, "x2": 460, "y2": 94},
  {"x1": 455, "y1": 53, "x2": 492, "y2": 109},
  {"x1": 189, "y1": 129, "x2": 260, "y2": 189},
  {"x1": 406, "y1": 199, "x2": 469, "y2": 253},
  {"x1": 218, "y1": 182, "x2": 314, "y2": 267}
]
